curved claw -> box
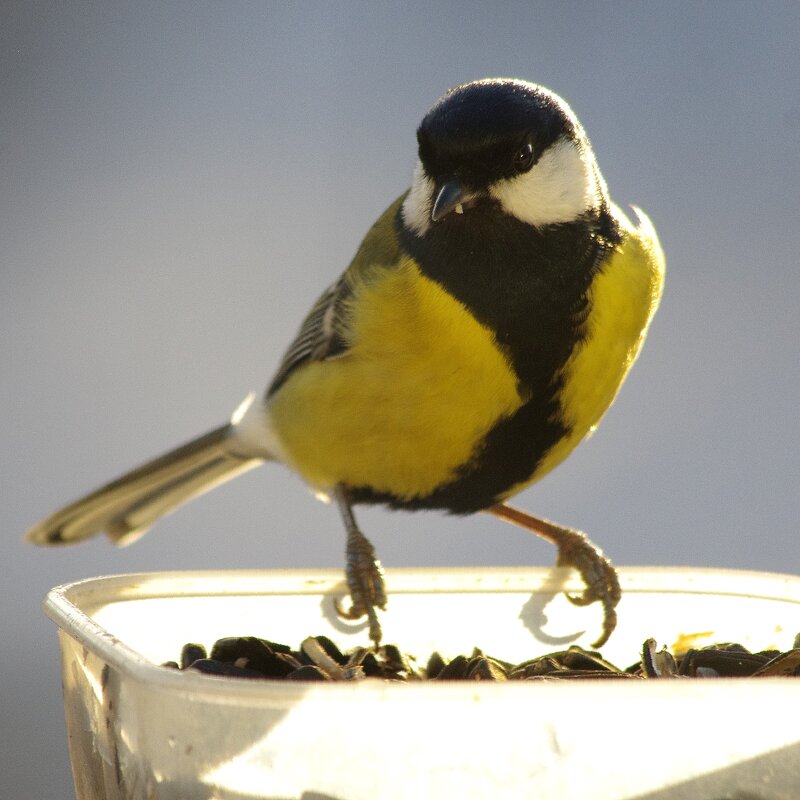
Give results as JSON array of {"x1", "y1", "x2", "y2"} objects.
[
  {"x1": 566, "y1": 591, "x2": 618, "y2": 649},
  {"x1": 334, "y1": 594, "x2": 384, "y2": 646}
]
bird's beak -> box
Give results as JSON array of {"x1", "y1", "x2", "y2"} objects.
[{"x1": 431, "y1": 180, "x2": 477, "y2": 222}]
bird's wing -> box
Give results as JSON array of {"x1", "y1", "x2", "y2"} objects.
[
  {"x1": 266, "y1": 275, "x2": 353, "y2": 396},
  {"x1": 266, "y1": 194, "x2": 407, "y2": 398}
]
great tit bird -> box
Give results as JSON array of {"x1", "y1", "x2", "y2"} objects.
[{"x1": 26, "y1": 78, "x2": 664, "y2": 648}]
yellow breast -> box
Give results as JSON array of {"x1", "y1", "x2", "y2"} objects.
[{"x1": 267, "y1": 257, "x2": 524, "y2": 498}]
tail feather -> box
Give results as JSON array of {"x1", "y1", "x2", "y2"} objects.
[{"x1": 24, "y1": 424, "x2": 263, "y2": 547}]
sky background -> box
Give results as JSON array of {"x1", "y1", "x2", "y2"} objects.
[{"x1": 2, "y1": 2, "x2": 799, "y2": 797}]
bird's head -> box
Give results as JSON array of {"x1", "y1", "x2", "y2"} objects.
[{"x1": 402, "y1": 78, "x2": 607, "y2": 236}]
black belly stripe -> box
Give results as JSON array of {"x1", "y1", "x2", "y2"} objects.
[
  {"x1": 349, "y1": 398, "x2": 569, "y2": 513},
  {"x1": 349, "y1": 200, "x2": 620, "y2": 513}
]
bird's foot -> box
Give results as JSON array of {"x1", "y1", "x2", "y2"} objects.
[
  {"x1": 488, "y1": 503, "x2": 621, "y2": 648},
  {"x1": 553, "y1": 526, "x2": 620, "y2": 648},
  {"x1": 334, "y1": 530, "x2": 387, "y2": 646},
  {"x1": 333, "y1": 486, "x2": 387, "y2": 646}
]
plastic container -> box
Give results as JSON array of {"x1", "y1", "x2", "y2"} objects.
[{"x1": 44, "y1": 566, "x2": 800, "y2": 800}]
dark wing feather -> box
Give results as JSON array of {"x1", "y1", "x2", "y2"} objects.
[
  {"x1": 265, "y1": 193, "x2": 406, "y2": 398},
  {"x1": 266, "y1": 277, "x2": 353, "y2": 397}
]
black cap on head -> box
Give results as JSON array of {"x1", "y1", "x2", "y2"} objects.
[{"x1": 417, "y1": 79, "x2": 575, "y2": 188}]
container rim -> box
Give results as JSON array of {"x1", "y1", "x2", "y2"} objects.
[{"x1": 42, "y1": 565, "x2": 800, "y2": 702}]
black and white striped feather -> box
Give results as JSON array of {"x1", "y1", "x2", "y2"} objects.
[{"x1": 266, "y1": 276, "x2": 353, "y2": 397}]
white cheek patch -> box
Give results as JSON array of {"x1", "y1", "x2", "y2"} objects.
[
  {"x1": 489, "y1": 137, "x2": 601, "y2": 227},
  {"x1": 401, "y1": 159, "x2": 434, "y2": 236}
]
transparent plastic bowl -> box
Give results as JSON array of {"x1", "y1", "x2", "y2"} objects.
[{"x1": 44, "y1": 566, "x2": 800, "y2": 800}]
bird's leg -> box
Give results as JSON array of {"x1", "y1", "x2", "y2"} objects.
[
  {"x1": 487, "y1": 503, "x2": 621, "y2": 648},
  {"x1": 333, "y1": 486, "x2": 387, "y2": 646}
]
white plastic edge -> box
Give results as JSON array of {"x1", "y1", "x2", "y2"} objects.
[{"x1": 42, "y1": 566, "x2": 800, "y2": 702}]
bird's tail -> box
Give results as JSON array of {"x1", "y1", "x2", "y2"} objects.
[{"x1": 24, "y1": 424, "x2": 262, "y2": 547}]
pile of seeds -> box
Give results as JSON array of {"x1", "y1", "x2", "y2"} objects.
[{"x1": 163, "y1": 634, "x2": 800, "y2": 682}]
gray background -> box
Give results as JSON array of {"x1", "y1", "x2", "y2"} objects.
[{"x1": 3, "y1": 2, "x2": 799, "y2": 797}]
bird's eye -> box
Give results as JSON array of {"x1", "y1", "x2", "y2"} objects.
[{"x1": 513, "y1": 141, "x2": 535, "y2": 172}]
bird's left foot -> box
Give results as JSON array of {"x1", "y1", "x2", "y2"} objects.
[
  {"x1": 488, "y1": 504, "x2": 621, "y2": 648},
  {"x1": 552, "y1": 525, "x2": 620, "y2": 647}
]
